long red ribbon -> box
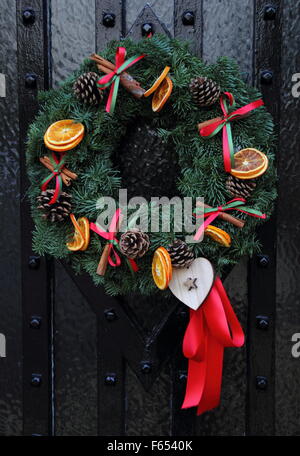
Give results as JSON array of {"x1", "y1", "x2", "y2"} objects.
[
  {"x1": 199, "y1": 92, "x2": 264, "y2": 173},
  {"x1": 182, "y1": 277, "x2": 245, "y2": 415},
  {"x1": 90, "y1": 209, "x2": 138, "y2": 272}
]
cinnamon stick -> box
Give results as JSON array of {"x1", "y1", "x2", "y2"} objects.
[
  {"x1": 43, "y1": 156, "x2": 78, "y2": 181},
  {"x1": 96, "y1": 213, "x2": 124, "y2": 276},
  {"x1": 39, "y1": 157, "x2": 71, "y2": 187},
  {"x1": 196, "y1": 201, "x2": 245, "y2": 229},
  {"x1": 90, "y1": 53, "x2": 145, "y2": 99}
]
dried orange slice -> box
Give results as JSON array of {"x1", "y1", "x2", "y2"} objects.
[
  {"x1": 144, "y1": 66, "x2": 171, "y2": 97},
  {"x1": 152, "y1": 247, "x2": 172, "y2": 290},
  {"x1": 158, "y1": 246, "x2": 173, "y2": 282},
  {"x1": 205, "y1": 225, "x2": 231, "y2": 247},
  {"x1": 152, "y1": 76, "x2": 173, "y2": 112},
  {"x1": 44, "y1": 132, "x2": 84, "y2": 153},
  {"x1": 231, "y1": 148, "x2": 269, "y2": 180},
  {"x1": 67, "y1": 214, "x2": 89, "y2": 252},
  {"x1": 45, "y1": 120, "x2": 84, "y2": 146},
  {"x1": 67, "y1": 228, "x2": 85, "y2": 251},
  {"x1": 78, "y1": 217, "x2": 90, "y2": 251}
]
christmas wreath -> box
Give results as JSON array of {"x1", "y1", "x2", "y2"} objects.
[
  {"x1": 26, "y1": 34, "x2": 276, "y2": 416},
  {"x1": 26, "y1": 35, "x2": 276, "y2": 296}
]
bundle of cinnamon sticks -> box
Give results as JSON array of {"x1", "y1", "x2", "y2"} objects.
[
  {"x1": 39, "y1": 156, "x2": 78, "y2": 187},
  {"x1": 90, "y1": 53, "x2": 145, "y2": 99}
]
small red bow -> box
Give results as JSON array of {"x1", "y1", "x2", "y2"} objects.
[{"x1": 199, "y1": 92, "x2": 264, "y2": 172}]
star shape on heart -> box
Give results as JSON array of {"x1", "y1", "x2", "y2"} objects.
[{"x1": 183, "y1": 277, "x2": 198, "y2": 291}]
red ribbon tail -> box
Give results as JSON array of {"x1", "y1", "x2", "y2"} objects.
[
  {"x1": 105, "y1": 81, "x2": 115, "y2": 113},
  {"x1": 182, "y1": 277, "x2": 245, "y2": 415},
  {"x1": 49, "y1": 176, "x2": 61, "y2": 205}
]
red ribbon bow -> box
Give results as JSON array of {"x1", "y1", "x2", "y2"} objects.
[
  {"x1": 199, "y1": 92, "x2": 264, "y2": 173},
  {"x1": 194, "y1": 197, "x2": 266, "y2": 241},
  {"x1": 97, "y1": 47, "x2": 145, "y2": 114},
  {"x1": 182, "y1": 277, "x2": 245, "y2": 415},
  {"x1": 90, "y1": 209, "x2": 138, "y2": 272},
  {"x1": 41, "y1": 152, "x2": 66, "y2": 205}
]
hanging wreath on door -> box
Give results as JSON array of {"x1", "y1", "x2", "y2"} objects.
[{"x1": 26, "y1": 35, "x2": 276, "y2": 415}]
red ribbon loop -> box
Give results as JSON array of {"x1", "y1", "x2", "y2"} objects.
[{"x1": 182, "y1": 277, "x2": 245, "y2": 415}]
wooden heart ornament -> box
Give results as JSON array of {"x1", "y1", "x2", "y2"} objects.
[{"x1": 168, "y1": 258, "x2": 214, "y2": 310}]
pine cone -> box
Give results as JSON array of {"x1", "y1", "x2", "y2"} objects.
[
  {"x1": 119, "y1": 229, "x2": 150, "y2": 259},
  {"x1": 167, "y1": 239, "x2": 195, "y2": 269},
  {"x1": 226, "y1": 175, "x2": 256, "y2": 199},
  {"x1": 37, "y1": 190, "x2": 72, "y2": 223},
  {"x1": 189, "y1": 77, "x2": 221, "y2": 107},
  {"x1": 73, "y1": 72, "x2": 103, "y2": 106}
]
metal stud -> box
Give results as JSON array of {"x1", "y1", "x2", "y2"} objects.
[
  {"x1": 263, "y1": 4, "x2": 276, "y2": 20},
  {"x1": 102, "y1": 13, "x2": 115, "y2": 28},
  {"x1": 141, "y1": 23, "x2": 153, "y2": 37},
  {"x1": 30, "y1": 316, "x2": 42, "y2": 329},
  {"x1": 256, "y1": 315, "x2": 270, "y2": 330},
  {"x1": 31, "y1": 374, "x2": 42, "y2": 387},
  {"x1": 178, "y1": 371, "x2": 187, "y2": 383},
  {"x1": 260, "y1": 70, "x2": 273, "y2": 85},
  {"x1": 22, "y1": 8, "x2": 35, "y2": 25},
  {"x1": 141, "y1": 361, "x2": 152, "y2": 374},
  {"x1": 256, "y1": 376, "x2": 268, "y2": 390},
  {"x1": 105, "y1": 374, "x2": 117, "y2": 386},
  {"x1": 104, "y1": 309, "x2": 117, "y2": 322},
  {"x1": 25, "y1": 73, "x2": 37, "y2": 89},
  {"x1": 182, "y1": 11, "x2": 195, "y2": 26},
  {"x1": 257, "y1": 254, "x2": 270, "y2": 268},
  {"x1": 28, "y1": 256, "x2": 40, "y2": 270}
]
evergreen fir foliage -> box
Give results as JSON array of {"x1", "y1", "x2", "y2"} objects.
[{"x1": 26, "y1": 35, "x2": 277, "y2": 296}]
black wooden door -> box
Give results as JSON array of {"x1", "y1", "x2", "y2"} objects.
[{"x1": 0, "y1": 0, "x2": 300, "y2": 437}]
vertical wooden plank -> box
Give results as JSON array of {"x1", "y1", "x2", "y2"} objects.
[
  {"x1": 172, "y1": 0, "x2": 203, "y2": 436},
  {"x1": 16, "y1": 0, "x2": 51, "y2": 436},
  {"x1": 192, "y1": 0, "x2": 253, "y2": 436},
  {"x1": 54, "y1": 264, "x2": 98, "y2": 436},
  {"x1": 95, "y1": 0, "x2": 123, "y2": 52},
  {"x1": 202, "y1": 0, "x2": 254, "y2": 82},
  {"x1": 0, "y1": 0, "x2": 23, "y2": 436},
  {"x1": 174, "y1": 0, "x2": 203, "y2": 56},
  {"x1": 247, "y1": 0, "x2": 282, "y2": 436},
  {"x1": 51, "y1": 0, "x2": 96, "y2": 86},
  {"x1": 50, "y1": 0, "x2": 98, "y2": 436}
]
